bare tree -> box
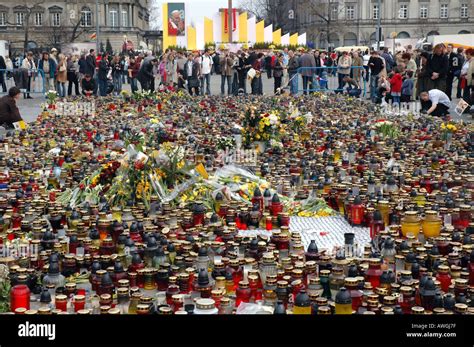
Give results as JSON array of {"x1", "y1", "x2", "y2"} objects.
[
  {"x1": 239, "y1": 0, "x2": 348, "y2": 47},
  {"x1": 149, "y1": 0, "x2": 161, "y2": 30},
  {"x1": 413, "y1": 25, "x2": 440, "y2": 39},
  {"x1": 305, "y1": 0, "x2": 347, "y2": 47},
  {"x1": 239, "y1": 0, "x2": 292, "y2": 31},
  {"x1": 5, "y1": 0, "x2": 45, "y2": 52}
]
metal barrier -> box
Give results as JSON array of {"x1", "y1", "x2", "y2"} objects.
[
  {"x1": 294, "y1": 66, "x2": 367, "y2": 97},
  {"x1": 0, "y1": 69, "x2": 46, "y2": 95}
]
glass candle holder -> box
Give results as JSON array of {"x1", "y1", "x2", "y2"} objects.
[
  {"x1": 55, "y1": 294, "x2": 68, "y2": 312},
  {"x1": 10, "y1": 285, "x2": 30, "y2": 312},
  {"x1": 73, "y1": 294, "x2": 85, "y2": 312},
  {"x1": 401, "y1": 211, "x2": 421, "y2": 238}
]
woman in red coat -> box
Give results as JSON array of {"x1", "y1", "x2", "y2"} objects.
[{"x1": 389, "y1": 67, "x2": 403, "y2": 105}]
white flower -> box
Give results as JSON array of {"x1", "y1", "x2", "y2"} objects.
[{"x1": 268, "y1": 114, "x2": 279, "y2": 125}]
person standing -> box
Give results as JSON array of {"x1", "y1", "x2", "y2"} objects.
[
  {"x1": 426, "y1": 44, "x2": 449, "y2": 93},
  {"x1": 78, "y1": 54, "x2": 87, "y2": 86},
  {"x1": 273, "y1": 54, "x2": 284, "y2": 94},
  {"x1": 381, "y1": 47, "x2": 395, "y2": 74},
  {"x1": 351, "y1": 51, "x2": 364, "y2": 85},
  {"x1": 21, "y1": 52, "x2": 35, "y2": 99},
  {"x1": 200, "y1": 49, "x2": 213, "y2": 95},
  {"x1": 401, "y1": 70, "x2": 414, "y2": 103},
  {"x1": 128, "y1": 57, "x2": 140, "y2": 93},
  {"x1": 416, "y1": 52, "x2": 433, "y2": 99},
  {"x1": 389, "y1": 67, "x2": 403, "y2": 105},
  {"x1": 288, "y1": 50, "x2": 300, "y2": 96},
  {"x1": 176, "y1": 52, "x2": 187, "y2": 90},
  {"x1": 166, "y1": 52, "x2": 178, "y2": 87},
  {"x1": 368, "y1": 51, "x2": 384, "y2": 102},
  {"x1": 55, "y1": 54, "x2": 67, "y2": 97},
  {"x1": 97, "y1": 53, "x2": 110, "y2": 96},
  {"x1": 0, "y1": 55, "x2": 6, "y2": 93},
  {"x1": 111, "y1": 55, "x2": 123, "y2": 96},
  {"x1": 137, "y1": 57, "x2": 158, "y2": 92},
  {"x1": 184, "y1": 53, "x2": 200, "y2": 96},
  {"x1": 446, "y1": 44, "x2": 462, "y2": 100},
  {"x1": 251, "y1": 53, "x2": 264, "y2": 95},
  {"x1": 337, "y1": 51, "x2": 352, "y2": 93},
  {"x1": 66, "y1": 55, "x2": 80, "y2": 96},
  {"x1": 460, "y1": 48, "x2": 473, "y2": 107},
  {"x1": 85, "y1": 49, "x2": 96, "y2": 77},
  {"x1": 363, "y1": 50, "x2": 370, "y2": 82},
  {"x1": 220, "y1": 51, "x2": 233, "y2": 96},
  {"x1": 299, "y1": 49, "x2": 316, "y2": 95},
  {"x1": 237, "y1": 52, "x2": 248, "y2": 94}
]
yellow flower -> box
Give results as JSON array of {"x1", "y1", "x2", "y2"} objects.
[
  {"x1": 441, "y1": 123, "x2": 446, "y2": 130},
  {"x1": 255, "y1": 134, "x2": 261, "y2": 140}
]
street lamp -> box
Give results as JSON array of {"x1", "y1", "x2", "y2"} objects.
[
  {"x1": 96, "y1": 0, "x2": 100, "y2": 53},
  {"x1": 376, "y1": 0, "x2": 381, "y2": 50}
]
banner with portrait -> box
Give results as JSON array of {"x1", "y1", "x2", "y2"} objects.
[{"x1": 168, "y1": 3, "x2": 186, "y2": 37}]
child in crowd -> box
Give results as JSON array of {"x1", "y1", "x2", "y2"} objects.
[
  {"x1": 377, "y1": 75, "x2": 391, "y2": 104},
  {"x1": 389, "y1": 67, "x2": 403, "y2": 105},
  {"x1": 401, "y1": 70, "x2": 414, "y2": 103}
]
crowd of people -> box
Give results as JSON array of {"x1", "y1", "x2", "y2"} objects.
[{"x1": 0, "y1": 42, "x2": 473, "y2": 117}]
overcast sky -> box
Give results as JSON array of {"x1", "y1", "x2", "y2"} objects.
[{"x1": 152, "y1": 0, "x2": 240, "y2": 29}]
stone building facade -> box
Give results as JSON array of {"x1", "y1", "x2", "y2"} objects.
[
  {"x1": 0, "y1": 0, "x2": 151, "y2": 53},
  {"x1": 290, "y1": 0, "x2": 474, "y2": 48}
]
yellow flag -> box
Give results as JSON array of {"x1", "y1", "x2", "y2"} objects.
[{"x1": 195, "y1": 163, "x2": 209, "y2": 179}]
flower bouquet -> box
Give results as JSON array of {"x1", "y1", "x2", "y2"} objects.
[
  {"x1": 440, "y1": 121, "x2": 457, "y2": 149},
  {"x1": 45, "y1": 90, "x2": 58, "y2": 109},
  {"x1": 372, "y1": 120, "x2": 400, "y2": 139}
]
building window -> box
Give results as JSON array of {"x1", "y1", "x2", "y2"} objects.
[
  {"x1": 440, "y1": 4, "x2": 448, "y2": 18},
  {"x1": 346, "y1": 5, "x2": 355, "y2": 20},
  {"x1": 373, "y1": 4, "x2": 379, "y2": 19},
  {"x1": 109, "y1": 8, "x2": 118, "y2": 27},
  {"x1": 122, "y1": 10, "x2": 128, "y2": 27},
  {"x1": 399, "y1": 4, "x2": 408, "y2": 19},
  {"x1": 52, "y1": 12, "x2": 60, "y2": 27},
  {"x1": 420, "y1": 5, "x2": 428, "y2": 19},
  {"x1": 34, "y1": 12, "x2": 43, "y2": 26},
  {"x1": 460, "y1": 4, "x2": 468, "y2": 18},
  {"x1": 330, "y1": 5, "x2": 338, "y2": 20},
  {"x1": 0, "y1": 12, "x2": 6, "y2": 26},
  {"x1": 16, "y1": 12, "x2": 25, "y2": 26},
  {"x1": 81, "y1": 7, "x2": 92, "y2": 27}
]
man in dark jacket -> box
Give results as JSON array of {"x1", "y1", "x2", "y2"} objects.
[
  {"x1": 427, "y1": 44, "x2": 449, "y2": 93},
  {"x1": 446, "y1": 44, "x2": 462, "y2": 100},
  {"x1": 299, "y1": 50, "x2": 316, "y2": 95},
  {"x1": 288, "y1": 50, "x2": 300, "y2": 95},
  {"x1": 0, "y1": 87, "x2": 23, "y2": 128},
  {"x1": 0, "y1": 55, "x2": 6, "y2": 93},
  {"x1": 183, "y1": 53, "x2": 201, "y2": 95},
  {"x1": 137, "y1": 57, "x2": 158, "y2": 92},
  {"x1": 81, "y1": 74, "x2": 97, "y2": 96},
  {"x1": 85, "y1": 49, "x2": 97, "y2": 77},
  {"x1": 97, "y1": 54, "x2": 110, "y2": 96},
  {"x1": 381, "y1": 47, "x2": 395, "y2": 73}
]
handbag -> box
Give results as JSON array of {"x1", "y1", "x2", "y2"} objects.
[
  {"x1": 189, "y1": 78, "x2": 199, "y2": 88},
  {"x1": 59, "y1": 63, "x2": 66, "y2": 72}
]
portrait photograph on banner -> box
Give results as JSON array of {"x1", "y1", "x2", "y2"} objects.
[{"x1": 168, "y1": 2, "x2": 186, "y2": 36}]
